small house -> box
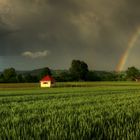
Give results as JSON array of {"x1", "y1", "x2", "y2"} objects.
[
  {"x1": 40, "y1": 75, "x2": 55, "y2": 88},
  {"x1": 135, "y1": 77, "x2": 140, "y2": 82}
]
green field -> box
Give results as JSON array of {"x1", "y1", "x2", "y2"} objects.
[{"x1": 1, "y1": 82, "x2": 140, "y2": 139}]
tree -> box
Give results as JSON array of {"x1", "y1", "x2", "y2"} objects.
[
  {"x1": 16, "y1": 74, "x2": 24, "y2": 83},
  {"x1": 55, "y1": 71, "x2": 74, "y2": 82},
  {"x1": 116, "y1": 72, "x2": 126, "y2": 81},
  {"x1": 126, "y1": 66, "x2": 140, "y2": 81},
  {"x1": 39, "y1": 67, "x2": 52, "y2": 79},
  {"x1": 86, "y1": 71, "x2": 101, "y2": 81},
  {"x1": 3, "y1": 68, "x2": 17, "y2": 82},
  {"x1": 24, "y1": 74, "x2": 33, "y2": 83},
  {"x1": 0, "y1": 74, "x2": 4, "y2": 83},
  {"x1": 69, "y1": 60, "x2": 89, "y2": 81}
]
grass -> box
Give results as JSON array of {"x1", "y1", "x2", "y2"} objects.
[{"x1": 0, "y1": 82, "x2": 140, "y2": 139}]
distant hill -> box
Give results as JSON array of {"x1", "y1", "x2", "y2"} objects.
[
  {"x1": 1, "y1": 67, "x2": 123, "y2": 77},
  {"x1": 16, "y1": 68, "x2": 68, "y2": 77}
]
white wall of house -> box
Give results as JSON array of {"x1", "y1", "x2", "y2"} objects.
[{"x1": 40, "y1": 81, "x2": 51, "y2": 88}]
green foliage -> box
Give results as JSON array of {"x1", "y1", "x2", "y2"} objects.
[
  {"x1": 39, "y1": 67, "x2": 52, "y2": 79},
  {"x1": 126, "y1": 66, "x2": 140, "y2": 81},
  {"x1": 70, "y1": 60, "x2": 89, "y2": 81},
  {"x1": 86, "y1": 71, "x2": 101, "y2": 81},
  {"x1": 0, "y1": 65, "x2": 139, "y2": 83},
  {"x1": 23, "y1": 74, "x2": 38, "y2": 83},
  {"x1": 3, "y1": 68, "x2": 17, "y2": 83},
  {"x1": 0, "y1": 82, "x2": 140, "y2": 139},
  {"x1": 16, "y1": 74, "x2": 24, "y2": 83},
  {"x1": 0, "y1": 74, "x2": 4, "y2": 83},
  {"x1": 54, "y1": 71, "x2": 74, "y2": 82},
  {"x1": 92, "y1": 71, "x2": 119, "y2": 81}
]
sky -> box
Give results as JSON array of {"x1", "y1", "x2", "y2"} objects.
[{"x1": 0, "y1": 0, "x2": 140, "y2": 71}]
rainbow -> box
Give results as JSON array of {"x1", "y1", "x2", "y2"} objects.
[{"x1": 116, "y1": 27, "x2": 140, "y2": 71}]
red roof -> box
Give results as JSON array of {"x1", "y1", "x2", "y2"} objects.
[{"x1": 40, "y1": 75, "x2": 55, "y2": 82}]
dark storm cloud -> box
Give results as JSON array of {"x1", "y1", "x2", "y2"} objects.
[
  {"x1": 0, "y1": 0, "x2": 140, "y2": 70},
  {"x1": 114, "y1": 0, "x2": 140, "y2": 29}
]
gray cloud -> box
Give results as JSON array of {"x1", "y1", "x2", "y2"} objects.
[
  {"x1": 0, "y1": 0, "x2": 140, "y2": 70},
  {"x1": 22, "y1": 50, "x2": 49, "y2": 58}
]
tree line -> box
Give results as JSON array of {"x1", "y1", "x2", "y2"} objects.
[{"x1": 0, "y1": 60, "x2": 140, "y2": 83}]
